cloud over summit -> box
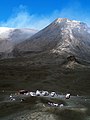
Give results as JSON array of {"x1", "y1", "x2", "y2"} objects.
[
  {"x1": 0, "y1": 3, "x2": 90, "y2": 30},
  {"x1": 0, "y1": 5, "x2": 53, "y2": 30}
]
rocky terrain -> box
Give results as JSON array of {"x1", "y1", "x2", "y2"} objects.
[{"x1": 0, "y1": 90, "x2": 90, "y2": 120}]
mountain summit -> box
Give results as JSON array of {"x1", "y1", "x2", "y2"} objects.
[{"x1": 16, "y1": 18, "x2": 90, "y2": 63}]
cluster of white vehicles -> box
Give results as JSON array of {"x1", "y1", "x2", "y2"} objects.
[
  {"x1": 9, "y1": 89, "x2": 70, "y2": 102},
  {"x1": 18, "y1": 89, "x2": 70, "y2": 98}
]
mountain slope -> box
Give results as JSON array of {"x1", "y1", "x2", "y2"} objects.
[
  {"x1": 0, "y1": 27, "x2": 38, "y2": 43},
  {"x1": 16, "y1": 18, "x2": 90, "y2": 63},
  {"x1": 0, "y1": 27, "x2": 38, "y2": 57}
]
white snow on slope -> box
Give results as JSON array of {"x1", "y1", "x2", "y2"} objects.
[{"x1": 51, "y1": 18, "x2": 90, "y2": 60}]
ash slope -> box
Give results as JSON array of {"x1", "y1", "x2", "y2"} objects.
[{"x1": 16, "y1": 18, "x2": 90, "y2": 64}]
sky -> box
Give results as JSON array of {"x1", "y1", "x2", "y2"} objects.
[{"x1": 0, "y1": 0, "x2": 90, "y2": 30}]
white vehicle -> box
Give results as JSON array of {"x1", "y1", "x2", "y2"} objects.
[
  {"x1": 59, "y1": 104, "x2": 64, "y2": 107},
  {"x1": 36, "y1": 90, "x2": 41, "y2": 96},
  {"x1": 30, "y1": 92, "x2": 36, "y2": 96},
  {"x1": 10, "y1": 94, "x2": 13, "y2": 98},
  {"x1": 50, "y1": 92, "x2": 56, "y2": 97},
  {"x1": 53, "y1": 103, "x2": 59, "y2": 107},
  {"x1": 65, "y1": 93, "x2": 71, "y2": 99},
  {"x1": 41, "y1": 91, "x2": 49, "y2": 96}
]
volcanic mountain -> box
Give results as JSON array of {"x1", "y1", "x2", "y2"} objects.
[
  {"x1": 0, "y1": 18, "x2": 90, "y2": 95},
  {"x1": 16, "y1": 18, "x2": 90, "y2": 64}
]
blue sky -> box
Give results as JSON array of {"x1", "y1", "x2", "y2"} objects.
[{"x1": 0, "y1": 0, "x2": 90, "y2": 30}]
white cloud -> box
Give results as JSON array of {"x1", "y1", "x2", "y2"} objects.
[
  {"x1": 0, "y1": 5, "x2": 53, "y2": 30},
  {"x1": 0, "y1": 4, "x2": 90, "y2": 30}
]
